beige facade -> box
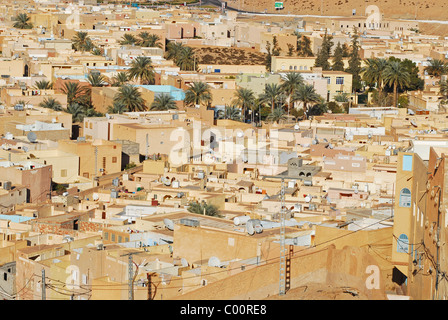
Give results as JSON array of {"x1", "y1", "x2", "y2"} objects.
[{"x1": 57, "y1": 139, "x2": 122, "y2": 180}]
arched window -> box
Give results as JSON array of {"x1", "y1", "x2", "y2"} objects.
[
  {"x1": 397, "y1": 234, "x2": 409, "y2": 253},
  {"x1": 399, "y1": 188, "x2": 411, "y2": 207}
]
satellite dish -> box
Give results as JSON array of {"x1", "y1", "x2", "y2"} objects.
[
  {"x1": 304, "y1": 195, "x2": 311, "y2": 202},
  {"x1": 92, "y1": 193, "x2": 99, "y2": 201},
  {"x1": 294, "y1": 124, "x2": 299, "y2": 130},
  {"x1": 163, "y1": 218, "x2": 175, "y2": 231},
  {"x1": 22, "y1": 146, "x2": 28, "y2": 152},
  {"x1": 27, "y1": 132, "x2": 37, "y2": 143},
  {"x1": 236, "y1": 131, "x2": 244, "y2": 138},
  {"x1": 208, "y1": 256, "x2": 221, "y2": 267},
  {"x1": 181, "y1": 258, "x2": 189, "y2": 267}
]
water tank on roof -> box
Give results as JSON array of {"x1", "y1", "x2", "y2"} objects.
[{"x1": 3, "y1": 181, "x2": 11, "y2": 190}]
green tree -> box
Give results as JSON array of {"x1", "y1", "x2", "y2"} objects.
[
  {"x1": 91, "y1": 47, "x2": 104, "y2": 56},
  {"x1": 307, "y1": 98, "x2": 328, "y2": 116},
  {"x1": 346, "y1": 28, "x2": 362, "y2": 93},
  {"x1": 331, "y1": 42, "x2": 345, "y2": 71},
  {"x1": 34, "y1": 80, "x2": 53, "y2": 90},
  {"x1": 259, "y1": 83, "x2": 285, "y2": 112},
  {"x1": 113, "y1": 85, "x2": 146, "y2": 112},
  {"x1": 119, "y1": 33, "x2": 138, "y2": 45},
  {"x1": 71, "y1": 31, "x2": 94, "y2": 52},
  {"x1": 287, "y1": 43, "x2": 295, "y2": 57},
  {"x1": 187, "y1": 201, "x2": 221, "y2": 217},
  {"x1": 184, "y1": 81, "x2": 212, "y2": 108},
  {"x1": 149, "y1": 94, "x2": 178, "y2": 111},
  {"x1": 127, "y1": 56, "x2": 155, "y2": 85},
  {"x1": 12, "y1": 13, "x2": 33, "y2": 29},
  {"x1": 267, "y1": 107, "x2": 287, "y2": 124},
  {"x1": 314, "y1": 31, "x2": 333, "y2": 71},
  {"x1": 111, "y1": 72, "x2": 129, "y2": 87},
  {"x1": 272, "y1": 36, "x2": 281, "y2": 57},
  {"x1": 66, "y1": 103, "x2": 87, "y2": 123},
  {"x1": 87, "y1": 72, "x2": 107, "y2": 87},
  {"x1": 280, "y1": 72, "x2": 304, "y2": 114},
  {"x1": 218, "y1": 105, "x2": 241, "y2": 121},
  {"x1": 165, "y1": 41, "x2": 185, "y2": 63},
  {"x1": 39, "y1": 98, "x2": 62, "y2": 111},
  {"x1": 264, "y1": 41, "x2": 273, "y2": 72},
  {"x1": 107, "y1": 101, "x2": 127, "y2": 114},
  {"x1": 295, "y1": 32, "x2": 313, "y2": 57},
  {"x1": 362, "y1": 58, "x2": 388, "y2": 94},
  {"x1": 61, "y1": 82, "x2": 91, "y2": 107},
  {"x1": 175, "y1": 46, "x2": 197, "y2": 71},
  {"x1": 137, "y1": 32, "x2": 163, "y2": 48},
  {"x1": 425, "y1": 59, "x2": 447, "y2": 77},
  {"x1": 382, "y1": 60, "x2": 410, "y2": 108},
  {"x1": 291, "y1": 84, "x2": 321, "y2": 119},
  {"x1": 232, "y1": 87, "x2": 256, "y2": 122}
]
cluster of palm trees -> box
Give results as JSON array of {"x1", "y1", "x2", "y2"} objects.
[
  {"x1": 119, "y1": 32, "x2": 163, "y2": 48},
  {"x1": 216, "y1": 72, "x2": 323, "y2": 124},
  {"x1": 362, "y1": 57, "x2": 414, "y2": 107},
  {"x1": 165, "y1": 41, "x2": 197, "y2": 71}
]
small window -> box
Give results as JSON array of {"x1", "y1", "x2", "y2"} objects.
[
  {"x1": 112, "y1": 157, "x2": 117, "y2": 163},
  {"x1": 104, "y1": 232, "x2": 109, "y2": 240},
  {"x1": 403, "y1": 155, "x2": 413, "y2": 171},
  {"x1": 336, "y1": 77, "x2": 344, "y2": 85},
  {"x1": 397, "y1": 234, "x2": 409, "y2": 253},
  {"x1": 61, "y1": 169, "x2": 67, "y2": 177},
  {"x1": 111, "y1": 234, "x2": 116, "y2": 242},
  {"x1": 399, "y1": 188, "x2": 411, "y2": 208},
  {"x1": 118, "y1": 236, "x2": 122, "y2": 243}
]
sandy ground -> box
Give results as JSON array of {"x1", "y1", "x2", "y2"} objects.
[
  {"x1": 193, "y1": 46, "x2": 266, "y2": 65},
  {"x1": 226, "y1": 0, "x2": 448, "y2": 20}
]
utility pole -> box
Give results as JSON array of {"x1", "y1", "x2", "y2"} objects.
[
  {"x1": 121, "y1": 251, "x2": 145, "y2": 300},
  {"x1": 94, "y1": 146, "x2": 98, "y2": 187},
  {"x1": 145, "y1": 133, "x2": 149, "y2": 160},
  {"x1": 128, "y1": 254, "x2": 134, "y2": 300},
  {"x1": 41, "y1": 269, "x2": 46, "y2": 300},
  {"x1": 278, "y1": 178, "x2": 286, "y2": 296}
]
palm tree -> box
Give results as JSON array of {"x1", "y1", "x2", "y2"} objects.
[
  {"x1": 39, "y1": 98, "x2": 62, "y2": 111},
  {"x1": 184, "y1": 81, "x2": 212, "y2": 108},
  {"x1": 383, "y1": 60, "x2": 410, "y2": 108},
  {"x1": 87, "y1": 72, "x2": 107, "y2": 87},
  {"x1": 425, "y1": 59, "x2": 447, "y2": 78},
  {"x1": 259, "y1": 83, "x2": 285, "y2": 112},
  {"x1": 232, "y1": 87, "x2": 255, "y2": 122},
  {"x1": 280, "y1": 72, "x2": 304, "y2": 114},
  {"x1": 111, "y1": 72, "x2": 129, "y2": 87},
  {"x1": 175, "y1": 46, "x2": 197, "y2": 71},
  {"x1": 107, "y1": 101, "x2": 127, "y2": 114},
  {"x1": 267, "y1": 107, "x2": 287, "y2": 124},
  {"x1": 150, "y1": 94, "x2": 178, "y2": 111},
  {"x1": 291, "y1": 84, "x2": 321, "y2": 119},
  {"x1": 127, "y1": 56, "x2": 155, "y2": 85},
  {"x1": 307, "y1": 98, "x2": 328, "y2": 117},
  {"x1": 137, "y1": 32, "x2": 162, "y2": 48},
  {"x1": 165, "y1": 41, "x2": 185, "y2": 63},
  {"x1": 119, "y1": 33, "x2": 138, "y2": 46},
  {"x1": 71, "y1": 31, "x2": 94, "y2": 52},
  {"x1": 91, "y1": 47, "x2": 103, "y2": 56},
  {"x1": 187, "y1": 201, "x2": 221, "y2": 217},
  {"x1": 66, "y1": 103, "x2": 87, "y2": 123},
  {"x1": 440, "y1": 80, "x2": 448, "y2": 98},
  {"x1": 218, "y1": 105, "x2": 241, "y2": 121},
  {"x1": 34, "y1": 80, "x2": 53, "y2": 90},
  {"x1": 113, "y1": 85, "x2": 146, "y2": 112},
  {"x1": 61, "y1": 82, "x2": 90, "y2": 106},
  {"x1": 362, "y1": 58, "x2": 388, "y2": 94},
  {"x1": 12, "y1": 13, "x2": 33, "y2": 29}
]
